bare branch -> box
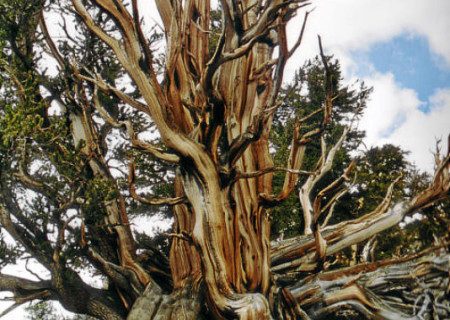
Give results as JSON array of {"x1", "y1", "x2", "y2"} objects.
[
  {"x1": 312, "y1": 160, "x2": 355, "y2": 224},
  {"x1": 128, "y1": 159, "x2": 186, "y2": 206},
  {"x1": 318, "y1": 35, "x2": 332, "y2": 125},
  {"x1": 0, "y1": 193, "x2": 51, "y2": 268},
  {"x1": 320, "y1": 185, "x2": 350, "y2": 228},
  {"x1": 86, "y1": 247, "x2": 144, "y2": 300},
  {"x1": 370, "y1": 174, "x2": 403, "y2": 216},
  {"x1": 299, "y1": 126, "x2": 351, "y2": 234},
  {"x1": 286, "y1": 252, "x2": 449, "y2": 319},
  {"x1": 235, "y1": 167, "x2": 313, "y2": 181},
  {"x1": 0, "y1": 274, "x2": 51, "y2": 318},
  {"x1": 123, "y1": 120, "x2": 181, "y2": 163},
  {"x1": 89, "y1": 85, "x2": 180, "y2": 163},
  {"x1": 288, "y1": 10, "x2": 311, "y2": 58},
  {"x1": 226, "y1": 115, "x2": 265, "y2": 167},
  {"x1": 131, "y1": 0, "x2": 153, "y2": 73},
  {"x1": 407, "y1": 146, "x2": 449, "y2": 212},
  {"x1": 71, "y1": 0, "x2": 123, "y2": 57},
  {"x1": 39, "y1": 12, "x2": 65, "y2": 69},
  {"x1": 79, "y1": 73, "x2": 150, "y2": 116},
  {"x1": 14, "y1": 148, "x2": 60, "y2": 205}
]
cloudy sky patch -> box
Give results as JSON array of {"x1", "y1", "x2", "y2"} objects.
[{"x1": 287, "y1": 0, "x2": 450, "y2": 172}]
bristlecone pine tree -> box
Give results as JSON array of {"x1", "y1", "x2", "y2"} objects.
[{"x1": 0, "y1": 1, "x2": 449, "y2": 319}]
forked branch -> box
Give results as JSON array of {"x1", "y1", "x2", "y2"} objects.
[
  {"x1": 128, "y1": 159, "x2": 187, "y2": 206},
  {"x1": 286, "y1": 253, "x2": 449, "y2": 319},
  {"x1": 271, "y1": 154, "x2": 448, "y2": 274}
]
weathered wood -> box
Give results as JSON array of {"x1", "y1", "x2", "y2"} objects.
[{"x1": 288, "y1": 253, "x2": 449, "y2": 319}]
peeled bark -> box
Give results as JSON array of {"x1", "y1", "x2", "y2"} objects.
[{"x1": 287, "y1": 253, "x2": 450, "y2": 319}]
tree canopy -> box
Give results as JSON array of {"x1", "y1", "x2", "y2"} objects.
[{"x1": 0, "y1": 1, "x2": 449, "y2": 319}]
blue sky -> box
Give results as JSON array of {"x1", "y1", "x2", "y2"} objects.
[
  {"x1": 355, "y1": 34, "x2": 450, "y2": 112},
  {"x1": 286, "y1": 0, "x2": 450, "y2": 172}
]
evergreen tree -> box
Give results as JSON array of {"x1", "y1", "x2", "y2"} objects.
[
  {"x1": 26, "y1": 301, "x2": 96, "y2": 320},
  {"x1": 270, "y1": 56, "x2": 370, "y2": 239}
]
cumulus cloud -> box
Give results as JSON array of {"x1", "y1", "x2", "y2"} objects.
[
  {"x1": 380, "y1": 88, "x2": 450, "y2": 172},
  {"x1": 359, "y1": 72, "x2": 423, "y2": 147},
  {"x1": 358, "y1": 73, "x2": 450, "y2": 172},
  {"x1": 284, "y1": 0, "x2": 450, "y2": 173},
  {"x1": 289, "y1": 0, "x2": 450, "y2": 67}
]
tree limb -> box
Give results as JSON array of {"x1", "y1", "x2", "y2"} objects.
[
  {"x1": 286, "y1": 253, "x2": 449, "y2": 319},
  {"x1": 128, "y1": 159, "x2": 186, "y2": 206}
]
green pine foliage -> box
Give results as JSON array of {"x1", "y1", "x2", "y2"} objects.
[
  {"x1": 270, "y1": 56, "x2": 370, "y2": 239},
  {"x1": 269, "y1": 58, "x2": 447, "y2": 265},
  {"x1": 26, "y1": 301, "x2": 96, "y2": 320},
  {"x1": 0, "y1": 0, "x2": 170, "y2": 270}
]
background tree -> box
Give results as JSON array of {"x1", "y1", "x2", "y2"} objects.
[
  {"x1": 26, "y1": 301, "x2": 96, "y2": 320},
  {"x1": 270, "y1": 56, "x2": 370, "y2": 239},
  {"x1": 26, "y1": 302, "x2": 60, "y2": 320},
  {"x1": 0, "y1": 1, "x2": 449, "y2": 320}
]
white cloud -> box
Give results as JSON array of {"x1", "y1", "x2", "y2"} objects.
[
  {"x1": 292, "y1": 0, "x2": 450, "y2": 67},
  {"x1": 359, "y1": 72, "x2": 423, "y2": 147},
  {"x1": 284, "y1": 1, "x2": 450, "y2": 173},
  {"x1": 359, "y1": 72, "x2": 450, "y2": 172},
  {"x1": 380, "y1": 88, "x2": 450, "y2": 172}
]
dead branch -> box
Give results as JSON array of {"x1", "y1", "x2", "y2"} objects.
[
  {"x1": 128, "y1": 159, "x2": 186, "y2": 206},
  {"x1": 286, "y1": 253, "x2": 449, "y2": 319}
]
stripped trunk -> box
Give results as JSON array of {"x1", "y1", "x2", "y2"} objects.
[{"x1": 155, "y1": 1, "x2": 279, "y2": 318}]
